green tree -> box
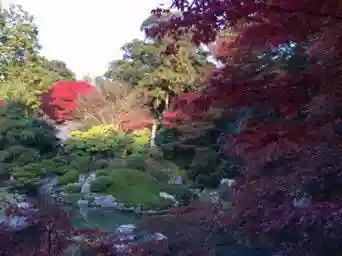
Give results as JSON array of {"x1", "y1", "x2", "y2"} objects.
[
  {"x1": 0, "y1": 5, "x2": 75, "y2": 111},
  {"x1": 0, "y1": 5, "x2": 41, "y2": 80},
  {"x1": 105, "y1": 37, "x2": 211, "y2": 109},
  {"x1": 104, "y1": 16, "x2": 213, "y2": 145},
  {"x1": 0, "y1": 101, "x2": 58, "y2": 188},
  {"x1": 42, "y1": 59, "x2": 75, "y2": 81}
]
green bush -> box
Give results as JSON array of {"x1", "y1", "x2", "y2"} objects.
[
  {"x1": 0, "y1": 103, "x2": 59, "y2": 185},
  {"x1": 106, "y1": 158, "x2": 127, "y2": 169},
  {"x1": 0, "y1": 103, "x2": 58, "y2": 154},
  {"x1": 91, "y1": 159, "x2": 110, "y2": 169},
  {"x1": 145, "y1": 159, "x2": 188, "y2": 183},
  {"x1": 129, "y1": 128, "x2": 151, "y2": 150},
  {"x1": 95, "y1": 169, "x2": 110, "y2": 177},
  {"x1": 162, "y1": 184, "x2": 190, "y2": 201},
  {"x1": 125, "y1": 154, "x2": 147, "y2": 170},
  {"x1": 59, "y1": 169, "x2": 79, "y2": 185},
  {"x1": 11, "y1": 162, "x2": 44, "y2": 178},
  {"x1": 65, "y1": 125, "x2": 134, "y2": 157},
  {"x1": 40, "y1": 157, "x2": 69, "y2": 176},
  {"x1": 90, "y1": 176, "x2": 112, "y2": 193},
  {"x1": 11, "y1": 170, "x2": 40, "y2": 187},
  {"x1": 131, "y1": 146, "x2": 149, "y2": 155},
  {"x1": 0, "y1": 146, "x2": 41, "y2": 165},
  {"x1": 63, "y1": 183, "x2": 81, "y2": 193},
  {"x1": 68, "y1": 155, "x2": 92, "y2": 172}
]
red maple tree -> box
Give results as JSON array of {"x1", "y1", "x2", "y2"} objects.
[
  {"x1": 148, "y1": 1, "x2": 342, "y2": 255},
  {"x1": 41, "y1": 80, "x2": 157, "y2": 132},
  {"x1": 40, "y1": 80, "x2": 94, "y2": 122}
]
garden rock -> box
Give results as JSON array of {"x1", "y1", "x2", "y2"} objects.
[
  {"x1": 159, "y1": 192, "x2": 176, "y2": 202},
  {"x1": 80, "y1": 173, "x2": 96, "y2": 194},
  {"x1": 93, "y1": 195, "x2": 117, "y2": 208},
  {"x1": 115, "y1": 224, "x2": 136, "y2": 234},
  {"x1": 134, "y1": 204, "x2": 143, "y2": 213},
  {"x1": 219, "y1": 178, "x2": 236, "y2": 200},
  {"x1": 220, "y1": 178, "x2": 236, "y2": 187},
  {"x1": 168, "y1": 175, "x2": 183, "y2": 185},
  {"x1": 77, "y1": 199, "x2": 90, "y2": 220},
  {"x1": 39, "y1": 177, "x2": 59, "y2": 196},
  {"x1": 77, "y1": 199, "x2": 89, "y2": 207},
  {"x1": 0, "y1": 201, "x2": 37, "y2": 231},
  {"x1": 199, "y1": 189, "x2": 221, "y2": 203},
  {"x1": 105, "y1": 224, "x2": 168, "y2": 255},
  {"x1": 78, "y1": 174, "x2": 87, "y2": 185}
]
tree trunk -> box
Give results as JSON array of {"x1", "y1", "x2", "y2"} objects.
[
  {"x1": 165, "y1": 93, "x2": 169, "y2": 110},
  {"x1": 150, "y1": 118, "x2": 157, "y2": 147}
]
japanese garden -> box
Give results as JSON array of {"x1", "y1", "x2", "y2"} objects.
[{"x1": 0, "y1": 1, "x2": 341, "y2": 255}]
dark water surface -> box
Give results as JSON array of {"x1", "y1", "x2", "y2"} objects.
[{"x1": 70, "y1": 207, "x2": 139, "y2": 232}]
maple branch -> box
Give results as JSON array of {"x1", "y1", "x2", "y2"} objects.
[{"x1": 267, "y1": 4, "x2": 342, "y2": 22}]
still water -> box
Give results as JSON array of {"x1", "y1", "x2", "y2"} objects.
[{"x1": 70, "y1": 207, "x2": 139, "y2": 232}]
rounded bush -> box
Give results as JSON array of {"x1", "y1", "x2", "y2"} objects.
[
  {"x1": 63, "y1": 183, "x2": 81, "y2": 193},
  {"x1": 95, "y1": 169, "x2": 110, "y2": 177},
  {"x1": 59, "y1": 169, "x2": 79, "y2": 185},
  {"x1": 90, "y1": 176, "x2": 112, "y2": 193},
  {"x1": 126, "y1": 154, "x2": 147, "y2": 170}
]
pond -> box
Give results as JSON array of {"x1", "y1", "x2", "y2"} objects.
[
  {"x1": 69, "y1": 207, "x2": 273, "y2": 256},
  {"x1": 69, "y1": 206, "x2": 140, "y2": 232}
]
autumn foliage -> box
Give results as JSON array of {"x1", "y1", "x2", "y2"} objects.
[
  {"x1": 40, "y1": 80, "x2": 156, "y2": 131},
  {"x1": 73, "y1": 81, "x2": 154, "y2": 132},
  {"x1": 140, "y1": 202, "x2": 224, "y2": 255},
  {"x1": 148, "y1": 0, "x2": 342, "y2": 255},
  {"x1": 40, "y1": 80, "x2": 94, "y2": 121},
  {"x1": 0, "y1": 200, "x2": 72, "y2": 256},
  {"x1": 0, "y1": 199, "x2": 119, "y2": 256}
]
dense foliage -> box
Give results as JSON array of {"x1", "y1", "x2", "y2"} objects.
[
  {"x1": 0, "y1": 4, "x2": 226, "y2": 256},
  {"x1": 147, "y1": 0, "x2": 342, "y2": 255},
  {"x1": 40, "y1": 80, "x2": 94, "y2": 121},
  {"x1": 105, "y1": 29, "x2": 213, "y2": 125},
  {"x1": 72, "y1": 79, "x2": 152, "y2": 131},
  {"x1": 0, "y1": 107, "x2": 187, "y2": 209},
  {"x1": 7, "y1": 0, "x2": 342, "y2": 254},
  {"x1": 0, "y1": 5, "x2": 75, "y2": 111},
  {"x1": 0, "y1": 102, "x2": 58, "y2": 187}
]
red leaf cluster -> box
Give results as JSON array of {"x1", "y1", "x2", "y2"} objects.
[
  {"x1": 40, "y1": 80, "x2": 94, "y2": 121},
  {"x1": 162, "y1": 92, "x2": 203, "y2": 125},
  {"x1": 140, "y1": 202, "x2": 225, "y2": 255},
  {"x1": 0, "y1": 200, "x2": 73, "y2": 256},
  {"x1": 122, "y1": 116, "x2": 154, "y2": 132},
  {"x1": 40, "y1": 80, "x2": 155, "y2": 131},
  {"x1": 0, "y1": 199, "x2": 122, "y2": 256},
  {"x1": 149, "y1": 0, "x2": 342, "y2": 254}
]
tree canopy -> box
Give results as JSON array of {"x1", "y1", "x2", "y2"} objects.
[
  {"x1": 104, "y1": 29, "x2": 213, "y2": 117},
  {"x1": 0, "y1": 5, "x2": 75, "y2": 111},
  {"x1": 2, "y1": 1, "x2": 342, "y2": 255},
  {"x1": 148, "y1": 1, "x2": 342, "y2": 254}
]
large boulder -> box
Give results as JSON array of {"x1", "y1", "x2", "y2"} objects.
[{"x1": 104, "y1": 224, "x2": 167, "y2": 255}]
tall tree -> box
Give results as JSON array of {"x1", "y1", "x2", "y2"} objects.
[
  {"x1": 0, "y1": 5, "x2": 41, "y2": 80},
  {"x1": 0, "y1": 5, "x2": 75, "y2": 111},
  {"x1": 42, "y1": 59, "x2": 75, "y2": 81},
  {"x1": 105, "y1": 18, "x2": 213, "y2": 146}
]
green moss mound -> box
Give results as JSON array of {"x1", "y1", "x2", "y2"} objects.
[{"x1": 103, "y1": 169, "x2": 186, "y2": 210}]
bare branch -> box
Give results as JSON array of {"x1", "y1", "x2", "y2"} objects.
[{"x1": 73, "y1": 80, "x2": 151, "y2": 131}]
